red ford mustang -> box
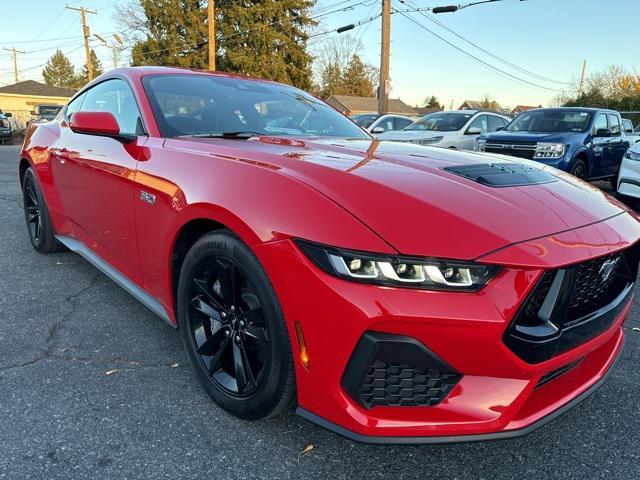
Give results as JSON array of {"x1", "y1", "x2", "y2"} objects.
[{"x1": 19, "y1": 67, "x2": 640, "y2": 443}]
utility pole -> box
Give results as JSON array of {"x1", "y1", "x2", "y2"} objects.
[
  {"x1": 577, "y1": 59, "x2": 587, "y2": 97},
  {"x1": 3, "y1": 47, "x2": 25, "y2": 83},
  {"x1": 208, "y1": 0, "x2": 215, "y2": 71},
  {"x1": 378, "y1": 0, "x2": 391, "y2": 115},
  {"x1": 95, "y1": 33, "x2": 124, "y2": 70},
  {"x1": 66, "y1": 5, "x2": 97, "y2": 81}
]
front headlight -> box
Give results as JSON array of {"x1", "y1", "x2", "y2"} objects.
[
  {"x1": 534, "y1": 143, "x2": 566, "y2": 159},
  {"x1": 411, "y1": 136, "x2": 443, "y2": 145},
  {"x1": 475, "y1": 139, "x2": 487, "y2": 151},
  {"x1": 625, "y1": 150, "x2": 640, "y2": 161},
  {"x1": 295, "y1": 240, "x2": 501, "y2": 291}
]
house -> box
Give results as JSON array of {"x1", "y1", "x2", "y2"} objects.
[
  {"x1": 511, "y1": 105, "x2": 540, "y2": 116},
  {"x1": 413, "y1": 106, "x2": 443, "y2": 117},
  {"x1": 0, "y1": 80, "x2": 75, "y2": 130},
  {"x1": 458, "y1": 100, "x2": 502, "y2": 113},
  {"x1": 325, "y1": 95, "x2": 418, "y2": 116}
]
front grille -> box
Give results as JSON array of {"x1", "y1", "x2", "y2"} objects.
[
  {"x1": 568, "y1": 252, "x2": 626, "y2": 322},
  {"x1": 504, "y1": 246, "x2": 638, "y2": 363},
  {"x1": 485, "y1": 142, "x2": 537, "y2": 160},
  {"x1": 360, "y1": 360, "x2": 460, "y2": 408}
]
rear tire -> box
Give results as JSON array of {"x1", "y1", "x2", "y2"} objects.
[
  {"x1": 21, "y1": 168, "x2": 65, "y2": 253},
  {"x1": 177, "y1": 231, "x2": 296, "y2": 420}
]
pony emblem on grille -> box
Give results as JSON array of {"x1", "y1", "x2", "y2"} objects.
[{"x1": 599, "y1": 257, "x2": 620, "y2": 283}]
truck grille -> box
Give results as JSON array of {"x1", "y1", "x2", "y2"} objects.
[{"x1": 485, "y1": 141, "x2": 537, "y2": 160}]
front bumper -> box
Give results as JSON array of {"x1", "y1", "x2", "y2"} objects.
[
  {"x1": 253, "y1": 212, "x2": 640, "y2": 443},
  {"x1": 618, "y1": 157, "x2": 640, "y2": 199}
]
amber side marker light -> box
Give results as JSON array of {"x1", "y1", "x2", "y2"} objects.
[{"x1": 294, "y1": 322, "x2": 310, "y2": 369}]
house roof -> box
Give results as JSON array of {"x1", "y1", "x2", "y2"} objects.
[
  {"x1": 0, "y1": 80, "x2": 76, "y2": 98},
  {"x1": 414, "y1": 106, "x2": 443, "y2": 116},
  {"x1": 326, "y1": 95, "x2": 417, "y2": 115},
  {"x1": 459, "y1": 100, "x2": 502, "y2": 111},
  {"x1": 511, "y1": 105, "x2": 538, "y2": 112}
]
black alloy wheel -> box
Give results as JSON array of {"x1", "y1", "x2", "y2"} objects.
[
  {"x1": 188, "y1": 257, "x2": 269, "y2": 397},
  {"x1": 178, "y1": 231, "x2": 296, "y2": 420},
  {"x1": 23, "y1": 173, "x2": 42, "y2": 244},
  {"x1": 21, "y1": 167, "x2": 64, "y2": 253}
]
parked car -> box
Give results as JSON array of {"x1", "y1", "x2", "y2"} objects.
[
  {"x1": 351, "y1": 112, "x2": 416, "y2": 134},
  {"x1": 617, "y1": 141, "x2": 640, "y2": 202},
  {"x1": 378, "y1": 110, "x2": 510, "y2": 150},
  {"x1": 0, "y1": 113, "x2": 12, "y2": 144},
  {"x1": 27, "y1": 104, "x2": 63, "y2": 126},
  {"x1": 477, "y1": 108, "x2": 629, "y2": 187},
  {"x1": 622, "y1": 118, "x2": 640, "y2": 144},
  {"x1": 19, "y1": 67, "x2": 640, "y2": 444}
]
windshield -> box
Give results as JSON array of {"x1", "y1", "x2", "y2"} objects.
[
  {"x1": 506, "y1": 109, "x2": 591, "y2": 133},
  {"x1": 351, "y1": 113, "x2": 378, "y2": 128},
  {"x1": 142, "y1": 74, "x2": 369, "y2": 139},
  {"x1": 405, "y1": 112, "x2": 473, "y2": 132}
]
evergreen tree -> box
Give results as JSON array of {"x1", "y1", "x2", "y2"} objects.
[
  {"x1": 126, "y1": 0, "x2": 316, "y2": 89},
  {"x1": 75, "y1": 50, "x2": 104, "y2": 87},
  {"x1": 423, "y1": 95, "x2": 442, "y2": 109},
  {"x1": 42, "y1": 50, "x2": 76, "y2": 88},
  {"x1": 341, "y1": 54, "x2": 375, "y2": 97}
]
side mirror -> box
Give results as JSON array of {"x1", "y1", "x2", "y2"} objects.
[
  {"x1": 496, "y1": 126, "x2": 505, "y2": 131},
  {"x1": 69, "y1": 111, "x2": 135, "y2": 142},
  {"x1": 4, "y1": 112, "x2": 12, "y2": 118},
  {"x1": 466, "y1": 127, "x2": 482, "y2": 135},
  {"x1": 594, "y1": 128, "x2": 612, "y2": 138},
  {"x1": 371, "y1": 126, "x2": 385, "y2": 134},
  {"x1": 30, "y1": 111, "x2": 37, "y2": 116}
]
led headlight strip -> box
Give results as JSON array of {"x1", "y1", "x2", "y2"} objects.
[{"x1": 295, "y1": 239, "x2": 501, "y2": 291}]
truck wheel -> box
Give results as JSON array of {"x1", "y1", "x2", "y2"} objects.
[{"x1": 570, "y1": 159, "x2": 587, "y2": 180}]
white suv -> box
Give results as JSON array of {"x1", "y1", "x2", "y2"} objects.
[{"x1": 378, "y1": 110, "x2": 511, "y2": 150}]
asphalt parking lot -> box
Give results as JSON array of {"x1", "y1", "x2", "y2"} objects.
[{"x1": 1, "y1": 144, "x2": 639, "y2": 480}]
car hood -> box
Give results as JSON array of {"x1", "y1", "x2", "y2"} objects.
[
  {"x1": 166, "y1": 137, "x2": 628, "y2": 260},
  {"x1": 482, "y1": 131, "x2": 582, "y2": 143},
  {"x1": 378, "y1": 130, "x2": 455, "y2": 141}
]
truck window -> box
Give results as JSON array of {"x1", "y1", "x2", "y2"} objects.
[
  {"x1": 622, "y1": 119, "x2": 634, "y2": 133},
  {"x1": 608, "y1": 114, "x2": 621, "y2": 136},
  {"x1": 593, "y1": 114, "x2": 608, "y2": 134}
]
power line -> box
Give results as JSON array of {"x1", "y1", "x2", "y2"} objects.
[
  {"x1": 394, "y1": 7, "x2": 566, "y2": 92},
  {"x1": 398, "y1": 0, "x2": 570, "y2": 85}
]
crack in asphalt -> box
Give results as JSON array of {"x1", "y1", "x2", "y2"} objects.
[{"x1": 0, "y1": 272, "x2": 183, "y2": 373}]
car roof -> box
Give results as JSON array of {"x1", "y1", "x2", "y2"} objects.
[{"x1": 522, "y1": 107, "x2": 617, "y2": 114}]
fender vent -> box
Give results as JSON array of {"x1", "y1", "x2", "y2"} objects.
[{"x1": 443, "y1": 163, "x2": 557, "y2": 187}]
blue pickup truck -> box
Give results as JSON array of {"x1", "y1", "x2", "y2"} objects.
[{"x1": 476, "y1": 107, "x2": 630, "y2": 186}]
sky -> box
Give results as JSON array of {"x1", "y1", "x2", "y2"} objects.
[{"x1": 1, "y1": 0, "x2": 638, "y2": 110}]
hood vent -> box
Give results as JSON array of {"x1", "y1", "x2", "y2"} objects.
[{"x1": 442, "y1": 163, "x2": 557, "y2": 188}]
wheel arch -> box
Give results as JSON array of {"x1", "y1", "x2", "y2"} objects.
[{"x1": 19, "y1": 157, "x2": 32, "y2": 186}]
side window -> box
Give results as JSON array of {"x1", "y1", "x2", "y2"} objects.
[
  {"x1": 608, "y1": 114, "x2": 621, "y2": 136},
  {"x1": 378, "y1": 117, "x2": 395, "y2": 132},
  {"x1": 593, "y1": 114, "x2": 608, "y2": 135},
  {"x1": 65, "y1": 92, "x2": 86, "y2": 118},
  {"x1": 622, "y1": 119, "x2": 633, "y2": 133},
  {"x1": 80, "y1": 79, "x2": 144, "y2": 135},
  {"x1": 393, "y1": 117, "x2": 413, "y2": 130},
  {"x1": 487, "y1": 116, "x2": 507, "y2": 132},
  {"x1": 467, "y1": 115, "x2": 489, "y2": 134}
]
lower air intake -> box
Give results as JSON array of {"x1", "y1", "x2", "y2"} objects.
[{"x1": 341, "y1": 331, "x2": 462, "y2": 409}]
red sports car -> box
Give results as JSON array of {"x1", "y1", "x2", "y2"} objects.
[{"x1": 19, "y1": 67, "x2": 640, "y2": 443}]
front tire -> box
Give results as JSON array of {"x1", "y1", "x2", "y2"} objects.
[
  {"x1": 570, "y1": 159, "x2": 587, "y2": 180},
  {"x1": 177, "y1": 231, "x2": 296, "y2": 420},
  {"x1": 22, "y1": 168, "x2": 64, "y2": 253}
]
